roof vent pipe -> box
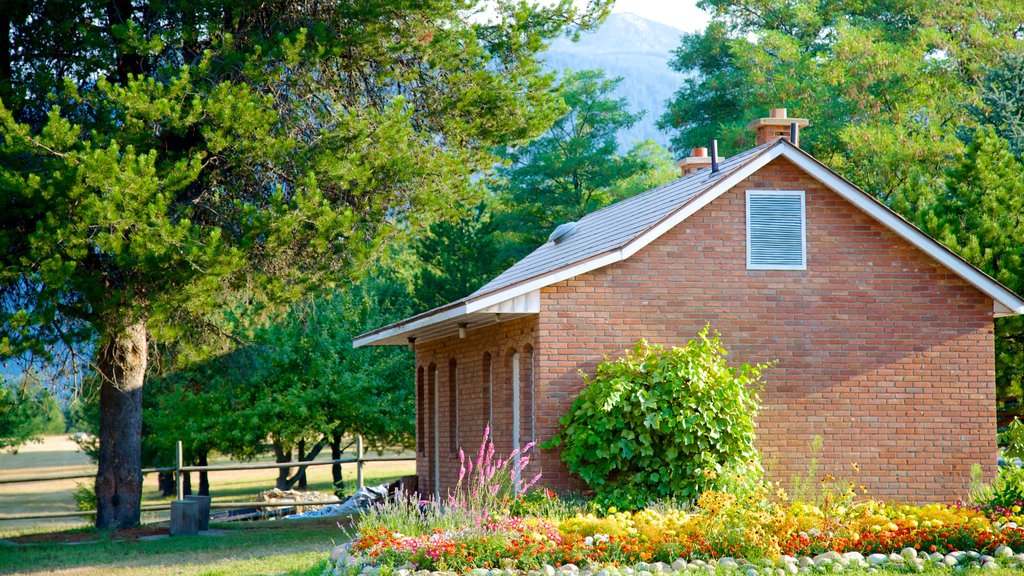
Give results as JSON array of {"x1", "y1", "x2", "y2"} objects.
[
  {"x1": 710, "y1": 139, "x2": 719, "y2": 173},
  {"x1": 790, "y1": 122, "x2": 800, "y2": 147}
]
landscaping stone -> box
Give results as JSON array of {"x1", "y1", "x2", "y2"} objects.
[
  {"x1": 866, "y1": 554, "x2": 887, "y2": 566},
  {"x1": 900, "y1": 548, "x2": 918, "y2": 560},
  {"x1": 983, "y1": 561, "x2": 1000, "y2": 570},
  {"x1": 544, "y1": 566, "x2": 556, "y2": 576},
  {"x1": 651, "y1": 562, "x2": 670, "y2": 573},
  {"x1": 798, "y1": 557, "x2": 814, "y2": 568},
  {"x1": 813, "y1": 552, "x2": 841, "y2": 564},
  {"x1": 783, "y1": 563, "x2": 798, "y2": 574},
  {"x1": 995, "y1": 545, "x2": 1014, "y2": 559},
  {"x1": 330, "y1": 544, "x2": 351, "y2": 564},
  {"x1": 671, "y1": 559, "x2": 687, "y2": 571},
  {"x1": 840, "y1": 552, "x2": 863, "y2": 564},
  {"x1": 745, "y1": 569, "x2": 759, "y2": 576}
]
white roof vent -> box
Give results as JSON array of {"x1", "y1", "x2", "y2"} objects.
[{"x1": 548, "y1": 221, "x2": 578, "y2": 244}]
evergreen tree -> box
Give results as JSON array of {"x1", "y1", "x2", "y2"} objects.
[
  {"x1": 412, "y1": 203, "x2": 511, "y2": 311},
  {"x1": 0, "y1": 0, "x2": 609, "y2": 528},
  {"x1": 493, "y1": 69, "x2": 677, "y2": 258},
  {"x1": 918, "y1": 127, "x2": 1024, "y2": 402},
  {"x1": 971, "y1": 50, "x2": 1024, "y2": 158}
]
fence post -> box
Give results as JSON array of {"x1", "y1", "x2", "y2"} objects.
[
  {"x1": 176, "y1": 440, "x2": 184, "y2": 501},
  {"x1": 356, "y1": 435, "x2": 364, "y2": 489}
]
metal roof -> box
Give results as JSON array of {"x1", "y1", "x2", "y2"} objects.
[
  {"x1": 354, "y1": 139, "x2": 1024, "y2": 347},
  {"x1": 467, "y1": 142, "x2": 774, "y2": 298}
]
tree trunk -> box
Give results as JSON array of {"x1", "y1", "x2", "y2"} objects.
[
  {"x1": 95, "y1": 320, "x2": 147, "y2": 530},
  {"x1": 198, "y1": 450, "x2": 209, "y2": 496},
  {"x1": 182, "y1": 469, "x2": 192, "y2": 496},
  {"x1": 297, "y1": 439, "x2": 307, "y2": 489},
  {"x1": 273, "y1": 440, "x2": 291, "y2": 490},
  {"x1": 331, "y1": 432, "x2": 344, "y2": 497},
  {"x1": 158, "y1": 472, "x2": 176, "y2": 497}
]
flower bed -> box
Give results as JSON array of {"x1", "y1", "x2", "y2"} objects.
[
  {"x1": 327, "y1": 427, "x2": 1024, "y2": 575},
  {"x1": 331, "y1": 495, "x2": 1024, "y2": 575}
]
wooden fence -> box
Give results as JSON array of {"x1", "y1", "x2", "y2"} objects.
[{"x1": 0, "y1": 435, "x2": 416, "y2": 522}]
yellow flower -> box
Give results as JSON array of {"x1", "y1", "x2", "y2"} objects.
[
  {"x1": 850, "y1": 463, "x2": 860, "y2": 473},
  {"x1": 822, "y1": 474, "x2": 836, "y2": 483}
]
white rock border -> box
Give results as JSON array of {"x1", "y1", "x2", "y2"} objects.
[{"x1": 327, "y1": 545, "x2": 1024, "y2": 576}]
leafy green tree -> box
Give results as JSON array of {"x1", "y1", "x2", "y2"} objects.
[
  {"x1": 144, "y1": 269, "x2": 415, "y2": 494},
  {"x1": 0, "y1": 0, "x2": 609, "y2": 528},
  {"x1": 0, "y1": 375, "x2": 58, "y2": 452},
  {"x1": 412, "y1": 203, "x2": 513, "y2": 311},
  {"x1": 659, "y1": 0, "x2": 1024, "y2": 401},
  {"x1": 493, "y1": 69, "x2": 677, "y2": 258},
  {"x1": 659, "y1": 0, "x2": 1024, "y2": 205}
]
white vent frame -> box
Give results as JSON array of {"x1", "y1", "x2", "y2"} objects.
[{"x1": 746, "y1": 190, "x2": 807, "y2": 270}]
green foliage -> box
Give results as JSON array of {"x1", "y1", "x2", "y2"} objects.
[
  {"x1": 492, "y1": 69, "x2": 678, "y2": 259},
  {"x1": 659, "y1": 0, "x2": 1024, "y2": 401},
  {"x1": 916, "y1": 127, "x2": 1024, "y2": 402},
  {"x1": 789, "y1": 435, "x2": 824, "y2": 504},
  {"x1": 548, "y1": 327, "x2": 768, "y2": 509},
  {"x1": 971, "y1": 50, "x2": 1024, "y2": 158},
  {"x1": 412, "y1": 203, "x2": 513, "y2": 311},
  {"x1": 144, "y1": 267, "x2": 415, "y2": 465},
  {"x1": 970, "y1": 464, "x2": 1024, "y2": 512},
  {"x1": 508, "y1": 489, "x2": 592, "y2": 521},
  {"x1": 0, "y1": 375, "x2": 62, "y2": 452},
  {"x1": 1000, "y1": 419, "x2": 1024, "y2": 462},
  {"x1": 411, "y1": 69, "x2": 677, "y2": 311},
  {"x1": 0, "y1": 0, "x2": 611, "y2": 525},
  {"x1": 73, "y1": 482, "x2": 98, "y2": 512}
]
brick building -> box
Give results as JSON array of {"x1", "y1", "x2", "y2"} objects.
[{"x1": 355, "y1": 109, "x2": 1024, "y2": 503}]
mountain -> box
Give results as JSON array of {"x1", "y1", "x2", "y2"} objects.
[{"x1": 545, "y1": 13, "x2": 687, "y2": 151}]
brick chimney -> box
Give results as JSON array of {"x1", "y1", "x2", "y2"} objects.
[
  {"x1": 747, "y1": 108, "x2": 809, "y2": 146},
  {"x1": 676, "y1": 147, "x2": 712, "y2": 176}
]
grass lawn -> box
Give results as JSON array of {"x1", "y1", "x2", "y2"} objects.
[
  {"x1": 0, "y1": 435, "x2": 414, "y2": 537},
  {"x1": 0, "y1": 517, "x2": 343, "y2": 575},
  {"x1": 0, "y1": 435, "x2": 415, "y2": 574}
]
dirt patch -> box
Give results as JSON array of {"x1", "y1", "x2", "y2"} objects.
[{"x1": 5, "y1": 525, "x2": 168, "y2": 544}]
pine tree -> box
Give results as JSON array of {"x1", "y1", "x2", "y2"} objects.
[{"x1": 0, "y1": 0, "x2": 609, "y2": 528}]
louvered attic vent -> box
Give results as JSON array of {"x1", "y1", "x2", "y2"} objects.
[{"x1": 746, "y1": 190, "x2": 806, "y2": 270}]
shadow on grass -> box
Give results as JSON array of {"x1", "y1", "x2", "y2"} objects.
[{"x1": 0, "y1": 517, "x2": 347, "y2": 576}]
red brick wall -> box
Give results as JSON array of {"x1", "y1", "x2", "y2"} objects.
[
  {"x1": 534, "y1": 157, "x2": 996, "y2": 503},
  {"x1": 414, "y1": 316, "x2": 537, "y2": 495}
]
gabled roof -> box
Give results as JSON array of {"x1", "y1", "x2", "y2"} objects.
[{"x1": 354, "y1": 139, "x2": 1024, "y2": 347}]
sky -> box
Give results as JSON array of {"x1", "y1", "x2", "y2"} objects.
[{"x1": 604, "y1": 0, "x2": 711, "y2": 32}]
